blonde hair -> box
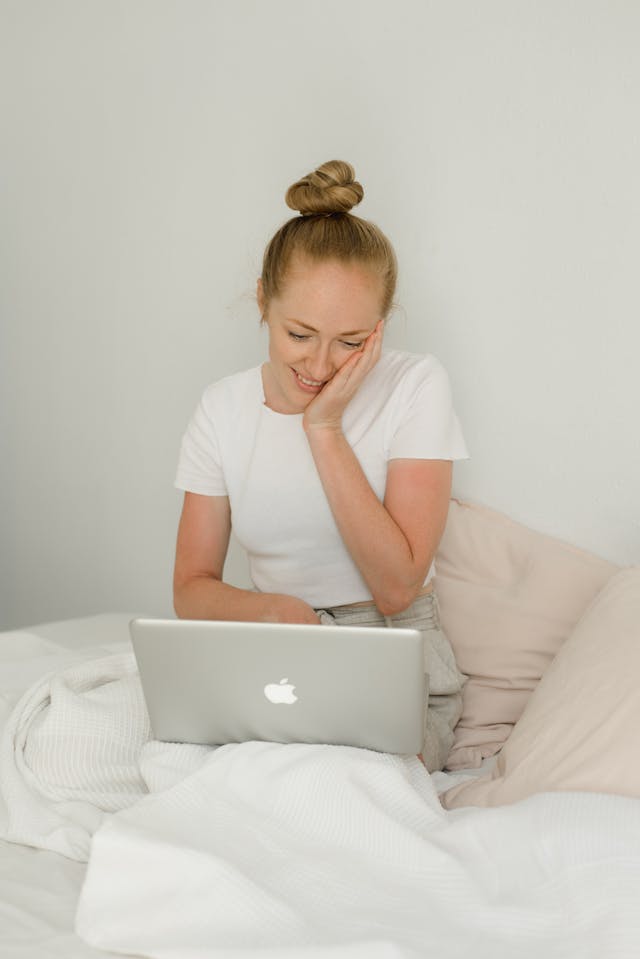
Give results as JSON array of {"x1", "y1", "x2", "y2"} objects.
[{"x1": 260, "y1": 160, "x2": 397, "y2": 318}]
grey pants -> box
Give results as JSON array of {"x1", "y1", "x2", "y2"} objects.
[{"x1": 314, "y1": 591, "x2": 465, "y2": 772}]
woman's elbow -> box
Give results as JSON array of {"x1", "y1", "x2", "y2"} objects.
[
  {"x1": 173, "y1": 571, "x2": 223, "y2": 620},
  {"x1": 374, "y1": 588, "x2": 416, "y2": 618},
  {"x1": 173, "y1": 587, "x2": 187, "y2": 619},
  {"x1": 173, "y1": 574, "x2": 196, "y2": 619}
]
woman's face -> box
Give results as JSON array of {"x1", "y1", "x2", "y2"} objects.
[{"x1": 259, "y1": 256, "x2": 384, "y2": 414}]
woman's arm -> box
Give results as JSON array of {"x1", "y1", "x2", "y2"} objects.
[
  {"x1": 302, "y1": 322, "x2": 452, "y2": 615},
  {"x1": 173, "y1": 492, "x2": 320, "y2": 623},
  {"x1": 305, "y1": 430, "x2": 452, "y2": 616}
]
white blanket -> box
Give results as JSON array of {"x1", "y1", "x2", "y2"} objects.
[
  {"x1": 0, "y1": 651, "x2": 150, "y2": 860},
  {"x1": 76, "y1": 742, "x2": 640, "y2": 959},
  {"x1": 3, "y1": 646, "x2": 640, "y2": 959}
]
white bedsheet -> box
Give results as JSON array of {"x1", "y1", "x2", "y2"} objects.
[{"x1": 2, "y1": 615, "x2": 640, "y2": 959}]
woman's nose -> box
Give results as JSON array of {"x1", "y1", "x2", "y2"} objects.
[{"x1": 306, "y1": 344, "x2": 334, "y2": 382}]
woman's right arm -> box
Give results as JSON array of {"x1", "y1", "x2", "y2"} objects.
[{"x1": 173, "y1": 492, "x2": 320, "y2": 624}]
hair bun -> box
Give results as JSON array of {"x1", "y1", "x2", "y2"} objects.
[{"x1": 285, "y1": 160, "x2": 364, "y2": 216}]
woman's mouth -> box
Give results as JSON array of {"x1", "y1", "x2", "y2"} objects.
[{"x1": 292, "y1": 369, "x2": 324, "y2": 392}]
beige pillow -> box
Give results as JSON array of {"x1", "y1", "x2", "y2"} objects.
[
  {"x1": 434, "y1": 499, "x2": 618, "y2": 770},
  {"x1": 442, "y1": 566, "x2": 640, "y2": 808}
]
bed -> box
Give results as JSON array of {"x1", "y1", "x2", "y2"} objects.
[{"x1": 2, "y1": 500, "x2": 639, "y2": 959}]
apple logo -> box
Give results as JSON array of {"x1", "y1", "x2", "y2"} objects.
[{"x1": 263, "y1": 677, "x2": 298, "y2": 705}]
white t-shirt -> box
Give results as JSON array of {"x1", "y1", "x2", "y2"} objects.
[{"x1": 175, "y1": 349, "x2": 469, "y2": 608}]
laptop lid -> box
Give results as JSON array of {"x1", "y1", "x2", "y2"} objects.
[{"x1": 130, "y1": 618, "x2": 426, "y2": 755}]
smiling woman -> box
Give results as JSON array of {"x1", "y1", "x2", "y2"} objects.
[{"x1": 172, "y1": 160, "x2": 470, "y2": 771}]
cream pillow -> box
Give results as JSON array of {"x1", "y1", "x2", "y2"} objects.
[
  {"x1": 441, "y1": 567, "x2": 640, "y2": 808},
  {"x1": 434, "y1": 499, "x2": 618, "y2": 770}
]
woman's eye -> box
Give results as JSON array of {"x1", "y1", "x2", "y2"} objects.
[{"x1": 287, "y1": 331, "x2": 362, "y2": 349}]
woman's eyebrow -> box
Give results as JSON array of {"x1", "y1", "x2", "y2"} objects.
[{"x1": 288, "y1": 319, "x2": 370, "y2": 336}]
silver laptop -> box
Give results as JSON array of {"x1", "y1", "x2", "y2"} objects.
[{"x1": 130, "y1": 618, "x2": 427, "y2": 754}]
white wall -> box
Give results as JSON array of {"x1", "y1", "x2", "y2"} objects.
[{"x1": 1, "y1": 0, "x2": 638, "y2": 629}]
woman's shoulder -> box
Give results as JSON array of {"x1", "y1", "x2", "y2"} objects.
[
  {"x1": 199, "y1": 365, "x2": 262, "y2": 413},
  {"x1": 375, "y1": 348, "x2": 450, "y2": 390},
  {"x1": 348, "y1": 350, "x2": 452, "y2": 432}
]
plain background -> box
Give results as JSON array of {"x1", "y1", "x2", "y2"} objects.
[{"x1": 1, "y1": 0, "x2": 638, "y2": 629}]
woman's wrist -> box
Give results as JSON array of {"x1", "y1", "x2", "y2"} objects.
[
  {"x1": 302, "y1": 417, "x2": 344, "y2": 437},
  {"x1": 303, "y1": 424, "x2": 347, "y2": 451}
]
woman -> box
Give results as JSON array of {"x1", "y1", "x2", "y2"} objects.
[{"x1": 173, "y1": 160, "x2": 469, "y2": 771}]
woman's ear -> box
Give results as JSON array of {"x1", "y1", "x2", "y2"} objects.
[{"x1": 256, "y1": 278, "x2": 265, "y2": 316}]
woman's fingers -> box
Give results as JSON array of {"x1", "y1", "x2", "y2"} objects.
[
  {"x1": 303, "y1": 320, "x2": 384, "y2": 431},
  {"x1": 351, "y1": 319, "x2": 383, "y2": 377}
]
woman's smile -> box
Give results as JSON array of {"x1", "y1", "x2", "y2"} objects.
[{"x1": 292, "y1": 368, "x2": 326, "y2": 392}]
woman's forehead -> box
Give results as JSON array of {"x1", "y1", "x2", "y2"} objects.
[{"x1": 277, "y1": 256, "x2": 384, "y2": 312}]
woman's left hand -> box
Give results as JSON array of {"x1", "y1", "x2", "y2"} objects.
[{"x1": 302, "y1": 320, "x2": 384, "y2": 434}]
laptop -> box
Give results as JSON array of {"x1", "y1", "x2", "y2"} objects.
[{"x1": 130, "y1": 617, "x2": 427, "y2": 754}]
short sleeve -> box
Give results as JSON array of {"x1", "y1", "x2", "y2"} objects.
[
  {"x1": 386, "y1": 358, "x2": 470, "y2": 461},
  {"x1": 174, "y1": 393, "x2": 228, "y2": 496}
]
